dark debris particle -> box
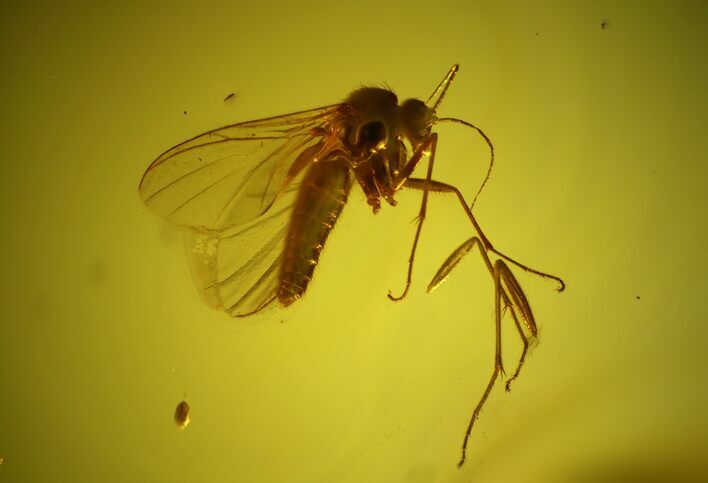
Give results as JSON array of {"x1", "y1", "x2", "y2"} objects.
[{"x1": 174, "y1": 400, "x2": 191, "y2": 428}]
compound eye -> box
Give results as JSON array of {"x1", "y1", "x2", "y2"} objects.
[{"x1": 355, "y1": 120, "x2": 388, "y2": 151}]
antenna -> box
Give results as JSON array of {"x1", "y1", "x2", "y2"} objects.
[
  {"x1": 437, "y1": 117, "x2": 494, "y2": 209},
  {"x1": 426, "y1": 64, "x2": 459, "y2": 111}
]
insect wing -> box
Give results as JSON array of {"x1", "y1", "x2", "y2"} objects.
[
  {"x1": 139, "y1": 104, "x2": 342, "y2": 230},
  {"x1": 183, "y1": 180, "x2": 302, "y2": 317},
  {"x1": 140, "y1": 104, "x2": 344, "y2": 317}
]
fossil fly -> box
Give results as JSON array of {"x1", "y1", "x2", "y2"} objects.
[{"x1": 139, "y1": 65, "x2": 564, "y2": 467}]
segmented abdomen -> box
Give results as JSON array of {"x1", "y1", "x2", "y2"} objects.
[{"x1": 277, "y1": 157, "x2": 353, "y2": 306}]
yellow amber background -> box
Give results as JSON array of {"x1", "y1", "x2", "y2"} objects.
[{"x1": 1, "y1": 1, "x2": 706, "y2": 482}]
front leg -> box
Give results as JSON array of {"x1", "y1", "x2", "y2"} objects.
[{"x1": 387, "y1": 134, "x2": 438, "y2": 301}]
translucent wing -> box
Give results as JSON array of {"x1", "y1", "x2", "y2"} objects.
[
  {"x1": 139, "y1": 104, "x2": 343, "y2": 229},
  {"x1": 183, "y1": 180, "x2": 303, "y2": 317},
  {"x1": 140, "y1": 104, "x2": 347, "y2": 317}
]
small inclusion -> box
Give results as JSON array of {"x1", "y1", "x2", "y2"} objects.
[{"x1": 174, "y1": 400, "x2": 191, "y2": 429}]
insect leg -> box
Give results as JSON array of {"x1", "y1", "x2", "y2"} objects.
[
  {"x1": 425, "y1": 235, "x2": 537, "y2": 466},
  {"x1": 422, "y1": 235, "x2": 535, "y2": 466},
  {"x1": 387, "y1": 133, "x2": 439, "y2": 301},
  {"x1": 433, "y1": 236, "x2": 506, "y2": 468},
  {"x1": 404, "y1": 178, "x2": 565, "y2": 291},
  {"x1": 456, "y1": 258, "x2": 540, "y2": 467},
  {"x1": 497, "y1": 260, "x2": 538, "y2": 392},
  {"x1": 424, "y1": 232, "x2": 536, "y2": 391},
  {"x1": 408, "y1": 177, "x2": 554, "y2": 388},
  {"x1": 404, "y1": 177, "x2": 561, "y2": 466},
  {"x1": 503, "y1": 297, "x2": 535, "y2": 392}
]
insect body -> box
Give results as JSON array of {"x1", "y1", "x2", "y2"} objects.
[{"x1": 139, "y1": 65, "x2": 564, "y2": 466}]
